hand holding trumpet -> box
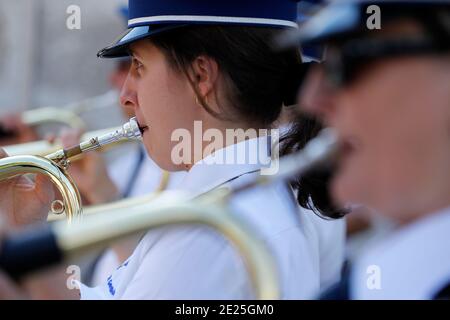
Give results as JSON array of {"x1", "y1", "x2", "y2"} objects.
[
  {"x1": 0, "y1": 114, "x2": 38, "y2": 146},
  {"x1": 56, "y1": 128, "x2": 120, "y2": 205}
]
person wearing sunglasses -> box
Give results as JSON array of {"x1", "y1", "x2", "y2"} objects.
[
  {"x1": 0, "y1": 0, "x2": 347, "y2": 299},
  {"x1": 283, "y1": 0, "x2": 450, "y2": 299}
]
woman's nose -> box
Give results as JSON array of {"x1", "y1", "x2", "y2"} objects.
[
  {"x1": 119, "y1": 73, "x2": 139, "y2": 113},
  {"x1": 298, "y1": 66, "x2": 337, "y2": 125}
]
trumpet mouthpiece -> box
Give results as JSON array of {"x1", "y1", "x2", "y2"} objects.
[
  {"x1": 117, "y1": 117, "x2": 142, "y2": 141},
  {"x1": 46, "y1": 117, "x2": 142, "y2": 168}
]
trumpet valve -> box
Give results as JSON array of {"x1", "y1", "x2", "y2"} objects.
[{"x1": 51, "y1": 200, "x2": 65, "y2": 215}]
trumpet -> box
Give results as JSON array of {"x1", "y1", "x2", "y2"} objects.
[
  {"x1": 4, "y1": 119, "x2": 171, "y2": 222},
  {"x1": 63, "y1": 90, "x2": 119, "y2": 115},
  {"x1": 0, "y1": 118, "x2": 142, "y2": 221},
  {"x1": 2, "y1": 126, "x2": 136, "y2": 158},
  {"x1": 0, "y1": 128, "x2": 338, "y2": 299},
  {"x1": 44, "y1": 117, "x2": 141, "y2": 169},
  {"x1": 0, "y1": 90, "x2": 119, "y2": 137}
]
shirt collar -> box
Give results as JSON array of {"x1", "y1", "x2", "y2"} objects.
[
  {"x1": 352, "y1": 206, "x2": 450, "y2": 299},
  {"x1": 177, "y1": 136, "x2": 272, "y2": 197}
]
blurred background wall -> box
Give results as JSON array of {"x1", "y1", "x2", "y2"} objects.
[
  {"x1": 0, "y1": 0, "x2": 126, "y2": 120},
  {"x1": 0, "y1": 0, "x2": 316, "y2": 128}
]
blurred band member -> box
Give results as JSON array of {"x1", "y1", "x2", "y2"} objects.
[
  {"x1": 285, "y1": 0, "x2": 450, "y2": 299},
  {"x1": 0, "y1": 0, "x2": 345, "y2": 299}
]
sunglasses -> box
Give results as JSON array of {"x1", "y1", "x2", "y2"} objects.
[{"x1": 323, "y1": 36, "x2": 450, "y2": 88}]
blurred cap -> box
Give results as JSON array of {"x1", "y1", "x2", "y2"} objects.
[{"x1": 277, "y1": 0, "x2": 450, "y2": 48}]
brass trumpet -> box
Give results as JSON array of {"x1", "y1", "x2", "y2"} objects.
[
  {"x1": 44, "y1": 117, "x2": 141, "y2": 169},
  {"x1": 0, "y1": 129, "x2": 338, "y2": 299},
  {"x1": 0, "y1": 118, "x2": 142, "y2": 222},
  {"x1": 2, "y1": 126, "x2": 131, "y2": 157},
  {"x1": 20, "y1": 107, "x2": 86, "y2": 132},
  {"x1": 4, "y1": 119, "x2": 171, "y2": 222}
]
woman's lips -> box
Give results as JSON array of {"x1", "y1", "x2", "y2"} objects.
[
  {"x1": 136, "y1": 119, "x2": 149, "y2": 135},
  {"x1": 139, "y1": 125, "x2": 149, "y2": 135},
  {"x1": 337, "y1": 136, "x2": 360, "y2": 165}
]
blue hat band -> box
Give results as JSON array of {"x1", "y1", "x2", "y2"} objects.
[
  {"x1": 128, "y1": 14, "x2": 299, "y2": 29},
  {"x1": 128, "y1": 0, "x2": 299, "y2": 28},
  {"x1": 98, "y1": 0, "x2": 301, "y2": 58}
]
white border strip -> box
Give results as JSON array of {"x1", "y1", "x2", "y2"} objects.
[{"x1": 129, "y1": 15, "x2": 298, "y2": 28}]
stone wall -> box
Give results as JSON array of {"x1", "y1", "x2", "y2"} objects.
[{"x1": 0, "y1": 0, "x2": 126, "y2": 127}]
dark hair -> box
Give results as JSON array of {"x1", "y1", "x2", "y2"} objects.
[
  {"x1": 280, "y1": 114, "x2": 348, "y2": 219},
  {"x1": 151, "y1": 25, "x2": 344, "y2": 219},
  {"x1": 150, "y1": 25, "x2": 303, "y2": 128}
]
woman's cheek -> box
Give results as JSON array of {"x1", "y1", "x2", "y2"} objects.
[{"x1": 332, "y1": 170, "x2": 356, "y2": 207}]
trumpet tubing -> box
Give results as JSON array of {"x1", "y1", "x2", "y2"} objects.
[
  {"x1": 21, "y1": 107, "x2": 86, "y2": 131},
  {"x1": 3, "y1": 126, "x2": 140, "y2": 158},
  {"x1": 45, "y1": 117, "x2": 141, "y2": 168},
  {"x1": 64, "y1": 90, "x2": 119, "y2": 115},
  {"x1": 47, "y1": 192, "x2": 159, "y2": 222},
  {"x1": 0, "y1": 118, "x2": 143, "y2": 221},
  {"x1": 0, "y1": 155, "x2": 83, "y2": 223},
  {"x1": 0, "y1": 127, "x2": 339, "y2": 299},
  {"x1": 15, "y1": 90, "x2": 119, "y2": 132},
  {"x1": 0, "y1": 191, "x2": 280, "y2": 299},
  {"x1": 47, "y1": 170, "x2": 170, "y2": 223}
]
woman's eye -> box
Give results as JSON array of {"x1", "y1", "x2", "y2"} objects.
[{"x1": 133, "y1": 59, "x2": 143, "y2": 72}]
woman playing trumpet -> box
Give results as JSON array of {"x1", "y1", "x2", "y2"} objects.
[
  {"x1": 0, "y1": 0, "x2": 345, "y2": 299},
  {"x1": 290, "y1": 0, "x2": 450, "y2": 299}
]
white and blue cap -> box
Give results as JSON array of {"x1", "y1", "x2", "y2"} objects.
[
  {"x1": 98, "y1": 0, "x2": 301, "y2": 58},
  {"x1": 278, "y1": 0, "x2": 450, "y2": 48},
  {"x1": 296, "y1": 0, "x2": 326, "y2": 61}
]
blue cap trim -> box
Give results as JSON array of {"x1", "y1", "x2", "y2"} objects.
[
  {"x1": 298, "y1": 3, "x2": 360, "y2": 44},
  {"x1": 97, "y1": 24, "x2": 185, "y2": 58},
  {"x1": 279, "y1": 0, "x2": 450, "y2": 48},
  {"x1": 129, "y1": 15, "x2": 298, "y2": 29},
  {"x1": 128, "y1": 0, "x2": 298, "y2": 27},
  {"x1": 99, "y1": 0, "x2": 300, "y2": 58}
]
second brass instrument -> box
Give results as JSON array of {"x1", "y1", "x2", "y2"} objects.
[
  {"x1": 0, "y1": 90, "x2": 119, "y2": 137},
  {"x1": 0, "y1": 128, "x2": 338, "y2": 299}
]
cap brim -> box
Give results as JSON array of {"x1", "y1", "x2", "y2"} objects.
[
  {"x1": 275, "y1": 2, "x2": 361, "y2": 49},
  {"x1": 277, "y1": 0, "x2": 450, "y2": 49},
  {"x1": 97, "y1": 24, "x2": 186, "y2": 58}
]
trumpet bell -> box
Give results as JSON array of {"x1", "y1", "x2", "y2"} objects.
[
  {"x1": 1, "y1": 118, "x2": 142, "y2": 222},
  {"x1": 0, "y1": 155, "x2": 83, "y2": 222}
]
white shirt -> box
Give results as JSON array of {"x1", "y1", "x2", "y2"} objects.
[
  {"x1": 350, "y1": 206, "x2": 450, "y2": 299},
  {"x1": 108, "y1": 144, "x2": 186, "y2": 197},
  {"x1": 88, "y1": 145, "x2": 186, "y2": 287},
  {"x1": 305, "y1": 212, "x2": 346, "y2": 291},
  {"x1": 79, "y1": 137, "x2": 344, "y2": 299},
  {"x1": 89, "y1": 250, "x2": 121, "y2": 288}
]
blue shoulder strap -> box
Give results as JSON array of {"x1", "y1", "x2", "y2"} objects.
[{"x1": 123, "y1": 146, "x2": 146, "y2": 198}]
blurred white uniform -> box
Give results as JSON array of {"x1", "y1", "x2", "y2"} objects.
[
  {"x1": 79, "y1": 136, "x2": 345, "y2": 299},
  {"x1": 350, "y1": 207, "x2": 450, "y2": 299},
  {"x1": 108, "y1": 144, "x2": 186, "y2": 198}
]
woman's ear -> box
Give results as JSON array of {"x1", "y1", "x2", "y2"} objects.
[{"x1": 190, "y1": 55, "x2": 219, "y2": 97}]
